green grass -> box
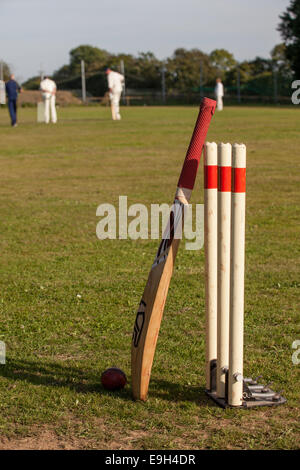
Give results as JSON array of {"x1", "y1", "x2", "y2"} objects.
[{"x1": 0, "y1": 104, "x2": 299, "y2": 450}]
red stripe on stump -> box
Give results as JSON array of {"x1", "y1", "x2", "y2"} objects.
[
  {"x1": 204, "y1": 165, "x2": 218, "y2": 189},
  {"x1": 232, "y1": 168, "x2": 246, "y2": 193},
  {"x1": 218, "y1": 166, "x2": 231, "y2": 192}
]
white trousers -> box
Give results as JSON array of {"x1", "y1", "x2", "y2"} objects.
[
  {"x1": 216, "y1": 96, "x2": 223, "y2": 111},
  {"x1": 44, "y1": 95, "x2": 57, "y2": 123},
  {"x1": 110, "y1": 91, "x2": 122, "y2": 120}
]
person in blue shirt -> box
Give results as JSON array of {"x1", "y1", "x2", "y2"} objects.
[{"x1": 5, "y1": 74, "x2": 22, "y2": 127}]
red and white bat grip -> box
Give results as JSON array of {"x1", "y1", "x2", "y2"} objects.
[{"x1": 178, "y1": 97, "x2": 216, "y2": 190}]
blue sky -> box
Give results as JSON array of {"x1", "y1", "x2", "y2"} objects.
[{"x1": 1, "y1": 0, "x2": 290, "y2": 82}]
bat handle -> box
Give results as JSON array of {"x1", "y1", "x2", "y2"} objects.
[{"x1": 177, "y1": 97, "x2": 216, "y2": 191}]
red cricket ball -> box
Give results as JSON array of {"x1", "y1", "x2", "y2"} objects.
[{"x1": 101, "y1": 367, "x2": 127, "y2": 391}]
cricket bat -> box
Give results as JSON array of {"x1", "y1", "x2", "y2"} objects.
[
  {"x1": 131, "y1": 97, "x2": 216, "y2": 401},
  {"x1": 109, "y1": 92, "x2": 116, "y2": 120}
]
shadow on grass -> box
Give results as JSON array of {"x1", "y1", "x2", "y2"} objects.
[
  {"x1": 0, "y1": 357, "x2": 128, "y2": 397},
  {"x1": 148, "y1": 378, "x2": 211, "y2": 406},
  {"x1": 0, "y1": 358, "x2": 212, "y2": 406}
]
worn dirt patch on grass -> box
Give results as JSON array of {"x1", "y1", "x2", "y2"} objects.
[{"x1": 0, "y1": 427, "x2": 80, "y2": 450}]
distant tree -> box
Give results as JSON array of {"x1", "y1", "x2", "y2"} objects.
[
  {"x1": 226, "y1": 56, "x2": 273, "y2": 87},
  {"x1": 225, "y1": 61, "x2": 252, "y2": 88},
  {"x1": 53, "y1": 45, "x2": 111, "y2": 80},
  {"x1": 69, "y1": 45, "x2": 111, "y2": 74},
  {"x1": 270, "y1": 43, "x2": 293, "y2": 75},
  {"x1": 52, "y1": 45, "x2": 161, "y2": 95},
  {"x1": 51, "y1": 45, "x2": 112, "y2": 95},
  {"x1": 22, "y1": 76, "x2": 40, "y2": 90},
  {"x1": 166, "y1": 48, "x2": 215, "y2": 92},
  {"x1": 111, "y1": 53, "x2": 137, "y2": 73},
  {"x1": 271, "y1": 43, "x2": 287, "y2": 65},
  {"x1": 53, "y1": 64, "x2": 71, "y2": 81},
  {"x1": 248, "y1": 56, "x2": 272, "y2": 75},
  {"x1": 209, "y1": 49, "x2": 236, "y2": 78},
  {"x1": 127, "y1": 52, "x2": 162, "y2": 89},
  {"x1": 21, "y1": 42, "x2": 294, "y2": 99},
  {"x1": 0, "y1": 60, "x2": 11, "y2": 81},
  {"x1": 278, "y1": 0, "x2": 300, "y2": 76}
]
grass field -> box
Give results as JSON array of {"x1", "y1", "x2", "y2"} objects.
[{"x1": 0, "y1": 104, "x2": 299, "y2": 450}]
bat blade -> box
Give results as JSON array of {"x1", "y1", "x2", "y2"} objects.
[{"x1": 131, "y1": 98, "x2": 216, "y2": 401}]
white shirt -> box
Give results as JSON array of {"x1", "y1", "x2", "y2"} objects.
[
  {"x1": 40, "y1": 78, "x2": 56, "y2": 99},
  {"x1": 108, "y1": 71, "x2": 124, "y2": 93},
  {"x1": 215, "y1": 82, "x2": 224, "y2": 97}
]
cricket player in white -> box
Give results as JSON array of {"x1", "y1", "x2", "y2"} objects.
[
  {"x1": 214, "y1": 78, "x2": 224, "y2": 111},
  {"x1": 40, "y1": 76, "x2": 57, "y2": 123},
  {"x1": 106, "y1": 68, "x2": 124, "y2": 120}
]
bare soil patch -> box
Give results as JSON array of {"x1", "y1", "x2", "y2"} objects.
[{"x1": 19, "y1": 90, "x2": 82, "y2": 106}]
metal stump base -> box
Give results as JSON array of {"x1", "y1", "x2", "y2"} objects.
[
  {"x1": 206, "y1": 360, "x2": 286, "y2": 409},
  {"x1": 205, "y1": 389, "x2": 286, "y2": 409}
]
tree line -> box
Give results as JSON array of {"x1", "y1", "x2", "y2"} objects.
[
  {"x1": 18, "y1": 43, "x2": 291, "y2": 98},
  {"x1": 2, "y1": 0, "x2": 299, "y2": 98}
]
